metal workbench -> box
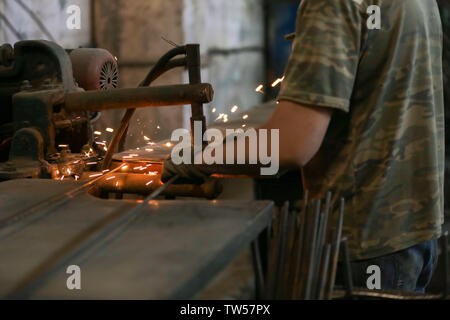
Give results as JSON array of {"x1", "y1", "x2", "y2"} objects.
[{"x1": 0, "y1": 179, "x2": 273, "y2": 299}]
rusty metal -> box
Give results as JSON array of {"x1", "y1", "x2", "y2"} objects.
[
  {"x1": 64, "y1": 84, "x2": 213, "y2": 112},
  {"x1": 89, "y1": 173, "x2": 222, "y2": 199},
  {"x1": 186, "y1": 44, "x2": 207, "y2": 144}
]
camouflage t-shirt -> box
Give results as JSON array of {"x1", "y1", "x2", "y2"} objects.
[{"x1": 278, "y1": 0, "x2": 445, "y2": 260}]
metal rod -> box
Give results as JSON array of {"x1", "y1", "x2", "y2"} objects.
[
  {"x1": 65, "y1": 84, "x2": 214, "y2": 112},
  {"x1": 317, "y1": 244, "x2": 331, "y2": 300},
  {"x1": 251, "y1": 240, "x2": 265, "y2": 300},
  {"x1": 274, "y1": 203, "x2": 289, "y2": 299},
  {"x1": 341, "y1": 238, "x2": 354, "y2": 299},
  {"x1": 325, "y1": 197, "x2": 345, "y2": 300},
  {"x1": 186, "y1": 44, "x2": 207, "y2": 144},
  {"x1": 291, "y1": 191, "x2": 308, "y2": 299},
  {"x1": 91, "y1": 173, "x2": 222, "y2": 199},
  {"x1": 311, "y1": 192, "x2": 331, "y2": 298}
]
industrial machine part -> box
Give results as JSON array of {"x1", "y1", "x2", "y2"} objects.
[
  {"x1": 0, "y1": 40, "x2": 213, "y2": 190},
  {"x1": 69, "y1": 48, "x2": 119, "y2": 91}
]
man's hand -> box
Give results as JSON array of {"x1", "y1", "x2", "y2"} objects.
[{"x1": 161, "y1": 151, "x2": 210, "y2": 184}]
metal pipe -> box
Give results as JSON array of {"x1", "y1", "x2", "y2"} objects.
[
  {"x1": 65, "y1": 83, "x2": 214, "y2": 112},
  {"x1": 90, "y1": 173, "x2": 222, "y2": 199}
]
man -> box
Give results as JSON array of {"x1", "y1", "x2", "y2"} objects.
[{"x1": 163, "y1": 0, "x2": 445, "y2": 292}]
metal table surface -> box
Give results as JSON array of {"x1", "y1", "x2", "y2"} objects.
[{"x1": 0, "y1": 179, "x2": 274, "y2": 299}]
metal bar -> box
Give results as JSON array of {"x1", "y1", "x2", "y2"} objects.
[
  {"x1": 251, "y1": 240, "x2": 265, "y2": 300},
  {"x1": 325, "y1": 198, "x2": 345, "y2": 300},
  {"x1": 264, "y1": 207, "x2": 280, "y2": 299},
  {"x1": 65, "y1": 84, "x2": 214, "y2": 112},
  {"x1": 291, "y1": 190, "x2": 308, "y2": 299},
  {"x1": 303, "y1": 199, "x2": 321, "y2": 299},
  {"x1": 311, "y1": 192, "x2": 331, "y2": 299},
  {"x1": 273, "y1": 203, "x2": 289, "y2": 299},
  {"x1": 317, "y1": 244, "x2": 331, "y2": 300},
  {"x1": 280, "y1": 209, "x2": 296, "y2": 299},
  {"x1": 341, "y1": 238, "x2": 354, "y2": 299},
  {"x1": 91, "y1": 173, "x2": 222, "y2": 199},
  {"x1": 186, "y1": 44, "x2": 207, "y2": 144}
]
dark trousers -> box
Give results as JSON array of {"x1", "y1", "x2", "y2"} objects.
[{"x1": 337, "y1": 239, "x2": 438, "y2": 293}]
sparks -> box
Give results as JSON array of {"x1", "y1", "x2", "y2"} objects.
[
  {"x1": 271, "y1": 76, "x2": 285, "y2": 88},
  {"x1": 103, "y1": 146, "x2": 108, "y2": 151},
  {"x1": 121, "y1": 165, "x2": 129, "y2": 170},
  {"x1": 116, "y1": 181, "x2": 119, "y2": 187},
  {"x1": 165, "y1": 142, "x2": 172, "y2": 148},
  {"x1": 86, "y1": 162, "x2": 98, "y2": 165},
  {"x1": 212, "y1": 108, "x2": 216, "y2": 113},
  {"x1": 157, "y1": 125, "x2": 161, "y2": 129},
  {"x1": 58, "y1": 144, "x2": 69, "y2": 148},
  {"x1": 74, "y1": 175, "x2": 79, "y2": 181},
  {"x1": 102, "y1": 169, "x2": 110, "y2": 173},
  {"x1": 145, "y1": 148, "x2": 154, "y2": 152},
  {"x1": 242, "y1": 124, "x2": 246, "y2": 128},
  {"x1": 106, "y1": 128, "x2": 114, "y2": 133},
  {"x1": 94, "y1": 131, "x2": 102, "y2": 135},
  {"x1": 148, "y1": 171, "x2": 158, "y2": 176},
  {"x1": 106, "y1": 176, "x2": 115, "y2": 181},
  {"x1": 143, "y1": 136, "x2": 150, "y2": 141},
  {"x1": 146, "y1": 180, "x2": 153, "y2": 186},
  {"x1": 60, "y1": 175, "x2": 65, "y2": 181},
  {"x1": 231, "y1": 105, "x2": 239, "y2": 113},
  {"x1": 243, "y1": 114, "x2": 249, "y2": 120},
  {"x1": 255, "y1": 84, "x2": 264, "y2": 93},
  {"x1": 89, "y1": 173, "x2": 103, "y2": 178}
]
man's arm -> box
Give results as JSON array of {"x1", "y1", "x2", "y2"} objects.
[
  {"x1": 260, "y1": 100, "x2": 333, "y2": 168},
  {"x1": 162, "y1": 100, "x2": 332, "y2": 182}
]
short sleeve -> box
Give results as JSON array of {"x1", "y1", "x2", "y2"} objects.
[{"x1": 278, "y1": 0, "x2": 364, "y2": 112}]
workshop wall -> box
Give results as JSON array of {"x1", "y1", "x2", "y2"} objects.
[
  {"x1": 92, "y1": 0, "x2": 185, "y2": 149},
  {"x1": 0, "y1": 0, "x2": 90, "y2": 48},
  {"x1": 183, "y1": 0, "x2": 265, "y2": 127}
]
